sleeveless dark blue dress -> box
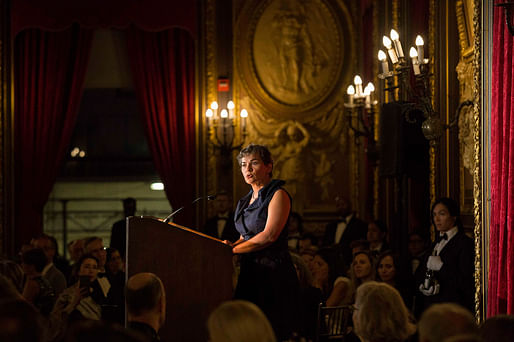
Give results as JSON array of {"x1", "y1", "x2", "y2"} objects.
[{"x1": 234, "y1": 179, "x2": 299, "y2": 340}]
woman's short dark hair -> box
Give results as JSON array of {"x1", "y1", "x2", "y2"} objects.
[
  {"x1": 431, "y1": 197, "x2": 462, "y2": 228},
  {"x1": 21, "y1": 248, "x2": 47, "y2": 273},
  {"x1": 237, "y1": 144, "x2": 273, "y2": 177}
]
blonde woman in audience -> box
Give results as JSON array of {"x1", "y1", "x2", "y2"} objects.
[
  {"x1": 353, "y1": 281, "x2": 416, "y2": 342},
  {"x1": 207, "y1": 300, "x2": 277, "y2": 342}
]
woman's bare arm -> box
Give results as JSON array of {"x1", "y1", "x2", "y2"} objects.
[{"x1": 232, "y1": 189, "x2": 290, "y2": 254}]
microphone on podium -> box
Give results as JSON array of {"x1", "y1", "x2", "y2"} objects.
[{"x1": 163, "y1": 194, "x2": 217, "y2": 223}]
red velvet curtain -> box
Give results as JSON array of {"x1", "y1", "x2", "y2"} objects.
[
  {"x1": 490, "y1": 4, "x2": 514, "y2": 316},
  {"x1": 14, "y1": 26, "x2": 93, "y2": 248},
  {"x1": 126, "y1": 27, "x2": 196, "y2": 228}
]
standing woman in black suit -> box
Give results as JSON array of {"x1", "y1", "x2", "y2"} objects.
[{"x1": 415, "y1": 197, "x2": 475, "y2": 317}]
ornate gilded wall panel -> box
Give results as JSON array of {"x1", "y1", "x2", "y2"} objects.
[{"x1": 233, "y1": 0, "x2": 358, "y2": 224}]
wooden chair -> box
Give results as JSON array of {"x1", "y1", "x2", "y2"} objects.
[{"x1": 315, "y1": 303, "x2": 353, "y2": 342}]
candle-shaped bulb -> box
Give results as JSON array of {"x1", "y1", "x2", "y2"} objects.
[
  {"x1": 378, "y1": 50, "x2": 389, "y2": 74},
  {"x1": 390, "y1": 29, "x2": 399, "y2": 41},
  {"x1": 383, "y1": 36, "x2": 392, "y2": 49},
  {"x1": 210, "y1": 101, "x2": 218, "y2": 110},
  {"x1": 383, "y1": 36, "x2": 398, "y2": 64},
  {"x1": 415, "y1": 35, "x2": 424, "y2": 46},
  {"x1": 409, "y1": 47, "x2": 418, "y2": 58},
  {"x1": 205, "y1": 108, "x2": 213, "y2": 118},
  {"x1": 347, "y1": 85, "x2": 355, "y2": 105},
  {"x1": 415, "y1": 35, "x2": 425, "y2": 63},
  {"x1": 410, "y1": 47, "x2": 421, "y2": 75},
  {"x1": 353, "y1": 75, "x2": 363, "y2": 96},
  {"x1": 220, "y1": 109, "x2": 228, "y2": 118},
  {"x1": 227, "y1": 100, "x2": 235, "y2": 119},
  {"x1": 240, "y1": 109, "x2": 248, "y2": 118},
  {"x1": 390, "y1": 29, "x2": 404, "y2": 58},
  {"x1": 378, "y1": 50, "x2": 387, "y2": 61},
  {"x1": 366, "y1": 82, "x2": 375, "y2": 92}
]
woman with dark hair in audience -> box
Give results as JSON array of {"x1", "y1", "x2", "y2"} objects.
[
  {"x1": 68, "y1": 254, "x2": 105, "y2": 321},
  {"x1": 21, "y1": 248, "x2": 56, "y2": 316},
  {"x1": 415, "y1": 197, "x2": 474, "y2": 317},
  {"x1": 376, "y1": 250, "x2": 415, "y2": 311},
  {"x1": 353, "y1": 281, "x2": 416, "y2": 342},
  {"x1": 105, "y1": 247, "x2": 125, "y2": 324}
]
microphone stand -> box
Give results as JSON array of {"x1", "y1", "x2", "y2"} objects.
[{"x1": 162, "y1": 195, "x2": 217, "y2": 223}]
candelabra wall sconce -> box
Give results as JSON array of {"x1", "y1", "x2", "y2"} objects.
[
  {"x1": 496, "y1": 1, "x2": 514, "y2": 36},
  {"x1": 205, "y1": 100, "x2": 248, "y2": 153},
  {"x1": 344, "y1": 75, "x2": 379, "y2": 163},
  {"x1": 377, "y1": 29, "x2": 473, "y2": 146}
]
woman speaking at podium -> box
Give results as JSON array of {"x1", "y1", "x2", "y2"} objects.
[{"x1": 228, "y1": 144, "x2": 299, "y2": 341}]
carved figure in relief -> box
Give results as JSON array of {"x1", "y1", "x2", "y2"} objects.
[
  {"x1": 456, "y1": 60, "x2": 474, "y2": 171},
  {"x1": 271, "y1": 0, "x2": 328, "y2": 96},
  {"x1": 273, "y1": 121, "x2": 310, "y2": 211}
]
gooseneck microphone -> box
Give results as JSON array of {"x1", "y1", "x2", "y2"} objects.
[{"x1": 163, "y1": 194, "x2": 217, "y2": 223}]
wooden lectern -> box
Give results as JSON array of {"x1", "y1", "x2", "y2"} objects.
[{"x1": 126, "y1": 216, "x2": 234, "y2": 342}]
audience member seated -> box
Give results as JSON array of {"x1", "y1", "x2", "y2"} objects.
[
  {"x1": 407, "y1": 230, "x2": 430, "y2": 275},
  {"x1": 202, "y1": 191, "x2": 239, "y2": 242},
  {"x1": 110, "y1": 197, "x2": 137, "y2": 261},
  {"x1": 0, "y1": 258, "x2": 25, "y2": 294},
  {"x1": 0, "y1": 298, "x2": 45, "y2": 342},
  {"x1": 21, "y1": 248, "x2": 56, "y2": 316},
  {"x1": 126, "y1": 272, "x2": 166, "y2": 342},
  {"x1": 478, "y1": 314, "x2": 514, "y2": 342},
  {"x1": 310, "y1": 249, "x2": 353, "y2": 307},
  {"x1": 64, "y1": 320, "x2": 146, "y2": 342},
  {"x1": 68, "y1": 254, "x2": 109, "y2": 321},
  {"x1": 31, "y1": 234, "x2": 67, "y2": 296},
  {"x1": 367, "y1": 220, "x2": 389, "y2": 258},
  {"x1": 376, "y1": 250, "x2": 415, "y2": 311},
  {"x1": 290, "y1": 253, "x2": 323, "y2": 340},
  {"x1": 287, "y1": 212, "x2": 304, "y2": 251},
  {"x1": 322, "y1": 195, "x2": 368, "y2": 273},
  {"x1": 350, "y1": 250, "x2": 376, "y2": 293},
  {"x1": 353, "y1": 281, "x2": 416, "y2": 342},
  {"x1": 207, "y1": 300, "x2": 277, "y2": 342},
  {"x1": 418, "y1": 303, "x2": 478, "y2": 342},
  {"x1": 68, "y1": 239, "x2": 86, "y2": 265},
  {"x1": 84, "y1": 236, "x2": 125, "y2": 321}
]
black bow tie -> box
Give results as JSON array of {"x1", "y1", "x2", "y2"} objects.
[{"x1": 438, "y1": 233, "x2": 448, "y2": 242}]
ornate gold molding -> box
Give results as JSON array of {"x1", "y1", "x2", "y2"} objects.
[
  {"x1": 471, "y1": 0, "x2": 483, "y2": 323},
  {"x1": 428, "y1": 0, "x2": 436, "y2": 206}
]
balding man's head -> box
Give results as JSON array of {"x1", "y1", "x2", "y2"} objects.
[
  {"x1": 126, "y1": 273, "x2": 165, "y2": 327},
  {"x1": 418, "y1": 303, "x2": 478, "y2": 342}
]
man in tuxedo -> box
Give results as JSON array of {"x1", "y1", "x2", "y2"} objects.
[
  {"x1": 322, "y1": 195, "x2": 368, "y2": 274},
  {"x1": 202, "y1": 192, "x2": 239, "y2": 242},
  {"x1": 414, "y1": 198, "x2": 474, "y2": 318}
]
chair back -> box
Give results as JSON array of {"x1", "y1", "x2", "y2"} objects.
[{"x1": 316, "y1": 303, "x2": 353, "y2": 341}]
